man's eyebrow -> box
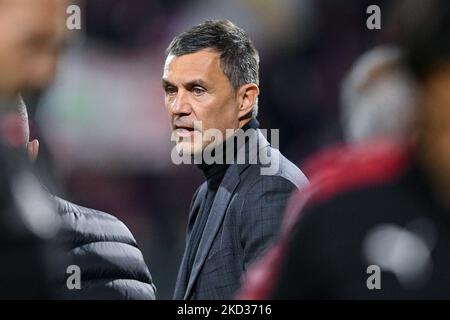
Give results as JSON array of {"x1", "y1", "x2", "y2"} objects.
[
  {"x1": 161, "y1": 78, "x2": 209, "y2": 88},
  {"x1": 161, "y1": 78, "x2": 173, "y2": 87},
  {"x1": 184, "y1": 79, "x2": 208, "y2": 88}
]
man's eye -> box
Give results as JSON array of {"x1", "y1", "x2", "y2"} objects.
[
  {"x1": 165, "y1": 86, "x2": 177, "y2": 95},
  {"x1": 192, "y1": 86, "x2": 206, "y2": 96}
]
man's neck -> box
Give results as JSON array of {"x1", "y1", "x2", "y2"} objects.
[{"x1": 195, "y1": 118, "x2": 260, "y2": 182}]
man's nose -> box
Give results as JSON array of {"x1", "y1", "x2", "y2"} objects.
[{"x1": 171, "y1": 89, "x2": 192, "y2": 115}]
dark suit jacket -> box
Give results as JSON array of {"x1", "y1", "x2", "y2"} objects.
[{"x1": 174, "y1": 129, "x2": 308, "y2": 299}]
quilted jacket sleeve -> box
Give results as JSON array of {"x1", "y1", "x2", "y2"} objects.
[{"x1": 54, "y1": 196, "x2": 156, "y2": 299}]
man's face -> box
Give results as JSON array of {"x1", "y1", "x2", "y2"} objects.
[
  {"x1": 0, "y1": 0, "x2": 67, "y2": 97},
  {"x1": 162, "y1": 49, "x2": 241, "y2": 155},
  {"x1": 418, "y1": 61, "x2": 450, "y2": 204}
]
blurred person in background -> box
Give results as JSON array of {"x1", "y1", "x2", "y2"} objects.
[
  {"x1": 340, "y1": 45, "x2": 418, "y2": 143},
  {"x1": 164, "y1": 20, "x2": 308, "y2": 300},
  {"x1": 0, "y1": 0, "x2": 66, "y2": 102},
  {"x1": 269, "y1": 0, "x2": 450, "y2": 299},
  {"x1": 237, "y1": 45, "x2": 419, "y2": 299},
  {"x1": 0, "y1": 0, "x2": 68, "y2": 298},
  {"x1": 15, "y1": 96, "x2": 156, "y2": 299},
  {"x1": 0, "y1": 0, "x2": 156, "y2": 299}
]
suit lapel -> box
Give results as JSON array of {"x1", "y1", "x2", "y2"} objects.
[
  {"x1": 182, "y1": 129, "x2": 269, "y2": 299},
  {"x1": 173, "y1": 186, "x2": 207, "y2": 299},
  {"x1": 184, "y1": 164, "x2": 240, "y2": 299}
]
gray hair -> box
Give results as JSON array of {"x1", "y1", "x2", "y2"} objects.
[{"x1": 340, "y1": 46, "x2": 418, "y2": 143}]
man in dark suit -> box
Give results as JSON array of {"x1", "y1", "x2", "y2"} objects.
[{"x1": 162, "y1": 20, "x2": 308, "y2": 299}]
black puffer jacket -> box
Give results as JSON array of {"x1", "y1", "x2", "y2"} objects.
[{"x1": 54, "y1": 196, "x2": 156, "y2": 299}]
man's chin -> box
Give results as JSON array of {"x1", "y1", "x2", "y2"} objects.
[{"x1": 175, "y1": 142, "x2": 203, "y2": 157}]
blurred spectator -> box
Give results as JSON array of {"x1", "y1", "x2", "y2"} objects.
[
  {"x1": 18, "y1": 97, "x2": 157, "y2": 299},
  {"x1": 269, "y1": 0, "x2": 450, "y2": 298},
  {"x1": 0, "y1": 0, "x2": 68, "y2": 298},
  {"x1": 340, "y1": 46, "x2": 418, "y2": 143},
  {"x1": 0, "y1": 0, "x2": 66, "y2": 100},
  {"x1": 236, "y1": 45, "x2": 419, "y2": 299},
  {"x1": 237, "y1": 0, "x2": 447, "y2": 299}
]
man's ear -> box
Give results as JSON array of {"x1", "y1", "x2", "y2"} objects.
[
  {"x1": 27, "y1": 139, "x2": 39, "y2": 162},
  {"x1": 237, "y1": 83, "x2": 259, "y2": 120}
]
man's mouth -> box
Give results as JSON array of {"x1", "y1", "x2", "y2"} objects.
[{"x1": 174, "y1": 126, "x2": 195, "y2": 137}]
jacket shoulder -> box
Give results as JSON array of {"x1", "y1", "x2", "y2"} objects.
[
  {"x1": 54, "y1": 196, "x2": 137, "y2": 246},
  {"x1": 276, "y1": 149, "x2": 308, "y2": 189},
  {"x1": 53, "y1": 196, "x2": 156, "y2": 300},
  {"x1": 242, "y1": 146, "x2": 308, "y2": 191}
]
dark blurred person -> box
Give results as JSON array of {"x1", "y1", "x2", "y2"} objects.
[
  {"x1": 0, "y1": 120, "x2": 63, "y2": 299},
  {"x1": 0, "y1": 0, "x2": 68, "y2": 298},
  {"x1": 1, "y1": 0, "x2": 156, "y2": 299},
  {"x1": 163, "y1": 20, "x2": 308, "y2": 300},
  {"x1": 340, "y1": 45, "x2": 418, "y2": 144},
  {"x1": 0, "y1": 0, "x2": 66, "y2": 100},
  {"x1": 14, "y1": 96, "x2": 156, "y2": 299},
  {"x1": 237, "y1": 43, "x2": 420, "y2": 299},
  {"x1": 270, "y1": 0, "x2": 450, "y2": 299}
]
